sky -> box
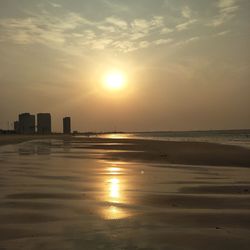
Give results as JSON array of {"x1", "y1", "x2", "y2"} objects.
[{"x1": 0, "y1": 0, "x2": 249, "y2": 132}]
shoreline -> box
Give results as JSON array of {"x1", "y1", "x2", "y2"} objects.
[
  {"x1": 78, "y1": 137, "x2": 250, "y2": 167},
  {"x1": 0, "y1": 134, "x2": 71, "y2": 147},
  {"x1": 1, "y1": 135, "x2": 250, "y2": 167}
]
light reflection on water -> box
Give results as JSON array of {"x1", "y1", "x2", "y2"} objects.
[
  {"x1": 107, "y1": 167, "x2": 120, "y2": 175},
  {"x1": 101, "y1": 161, "x2": 133, "y2": 220},
  {"x1": 109, "y1": 177, "x2": 120, "y2": 201},
  {"x1": 100, "y1": 133, "x2": 133, "y2": 139},
  {"x1": 102, "y1": 205, "x2": 132, "y2": 220}
]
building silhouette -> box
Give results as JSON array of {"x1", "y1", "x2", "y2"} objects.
[
  {"x1": 14, "y1": 121, "x2": 20, "y2": 133},
  {"x1": 37, "y1": 113, "x2": 51, "y2": 134},
  {"x1": 18, "y1": 113, "x2": 35, "y2": 134},
  {"x1": 63, "y1": 117, "x2": 71, "y2": 134},
  {"x1": 12, "y1": 112, "x2": 72, "y2": 135}
]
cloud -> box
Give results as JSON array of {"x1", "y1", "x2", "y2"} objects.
[
  {"x1": 175, "y1": 36, "x2": 200, "y2": 47},
  {"x1": 129, "y1": 32, "x2": 146, "y2": 41},
  {"x1": 49, "y1": 2, "x2": 61, "y2": 8},
  {"x1": 91, "y1": 38, "x2": 113, "y2": 50},
  {"x1": 182, "y1": 6, "x2": 192, "y2": 19},
  {"x1": 97, "y1": 25, "x2": 116, "y2": 33},
  {"x1": 154, "y1": 39, "x2": 173, "y2": 45},
  {"x1": 131, "y1": 16, "x2": 164, "y2": 33},
  {"x1": 187, "y1": 36, "x2": 200, "y2": 42},
  {"x1": 1, "y1": 2, "x2": 210, "y2": 54},
  {"x1": 83, "y1": 30, "x2": 96, "y2": 39},
  {"x1": 208, "y1": 0, "x2": 239, "y2": 27},
  {"x1": 176, "y1": 19, "x2": 197, "y2": 31},
  {"x1": 112, "y1": 41, "x2": 136, "y2": 52},
  {"x1": 0, "y1": 12, "x2": 88, "y2": 47},
  {"x1": 217, "y1": 0, "x2": 237, "y2": 9},
  {"x1": 131, "y1": 19, "x2": 149, "y2": 30},
  {"x1": 160, "y1": 27, "x2": 173, "y2": 34},
  {"x1": 106, "y1": 16, "x2": 128, "y2": 30},
  {"x1": 216, "y1": 30, "x2": 231, "y2": 36},
  {"x1": 139, "y1": 41, "x2": 150, "y2": 49},
  {"x1": 102, "y1": 0, "x2": 129, "y2": 12}
]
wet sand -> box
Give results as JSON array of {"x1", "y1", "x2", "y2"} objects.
[
  {"x1": 1, "y1": 135, "x2": 250, "y2": 167},
  {"x1": 0, "y1": 136, "x2": 250, "y2": 249},
  {"x1": 72, "y1": 136, "x2": 250, "y2": 167},
  {"x1": 0, "y1": 134, "x2": 70, "y2": 146}
]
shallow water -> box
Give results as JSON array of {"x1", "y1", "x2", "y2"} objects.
[
  {"x1": 97, "y1": 130, "x2": 250, "y2": 149},
  {"x1": 0, "y1": 139, "x2": 250, "y2": 250}
]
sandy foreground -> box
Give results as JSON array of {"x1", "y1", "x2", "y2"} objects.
[{"x1": 0, "y1": 135, "x2": 250, "y2": 250}]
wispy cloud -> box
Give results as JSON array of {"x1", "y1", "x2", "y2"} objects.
[
  {"x1": 0, "y1": 7, "x2": 176, "y2": 54},
  {"x1": 102, "y1": 0, "x2": 129, "y2": 12},
  {"x1": 154, "y1": 38, "x2": 173, "y2": 45},
  {"x1": 131, "y1": 16, "x2": 164, "y2": 33},
  {"x1": 0, "y1": 11, "x2": 86, "y2": 46},
  {"x1": 160, "y1": 27, "x2": 173, "y2": 34},
  {"x1": 218, "y1": 0, "x2": 237, "y2": 9},
  {"x1": 176, "y1": 5, "x2": 198, "y2": 31},
  {"x1": 49, "y1": 2, "x2": 61, "y2": 8},
  {"x1": 0, "y1": 2, "x2": 214, "y2": 54},
  {"x1": 208, "y1": 0, "x2": 239, "y2": 27},
  {"x1": 182, "y1": 6, "x2": 192, "y2": 19},
  {"x1": 105, "y1": 16, "x2": 128, "y2": 30},
  {"x1": 176, "y1": 19, "x2": 197, "y2": 31},
  {"x1": 216, "y1": 30, "x2": 231, "y2": 36},
  {"x1": 175, "y1": 36, "x2": 200, "y2": 47}
]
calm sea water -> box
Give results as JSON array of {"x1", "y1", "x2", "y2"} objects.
[{"x1": 100, "y1": 130, "x2": 250, "y2": 149}]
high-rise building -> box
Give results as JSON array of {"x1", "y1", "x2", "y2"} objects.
[
  {"x1": 37, "y1": 113, "x2": 52, "y2": 134},
  {"x1": 63, "y1": 117, "x2": 71, "y2": 134},
  {"x1": 14, "y1": 121, "x2": 20, "y2": 134},
  {"x1": 19, "y1": 113, "x2": 35, "y2": 134}
]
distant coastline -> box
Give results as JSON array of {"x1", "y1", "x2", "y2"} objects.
[
  {"x1": 1, "y1": 129, "x2": 250, "y2": 150},
  {"x1": 133, "y1": 129, "x2": 250, "y2": 134}
]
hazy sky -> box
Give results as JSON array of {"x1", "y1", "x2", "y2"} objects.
[{"x1": 0, "y1": 0, "x2": 249, "y2": 132}]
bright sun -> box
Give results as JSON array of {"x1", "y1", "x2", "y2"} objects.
[{"x1": 105, "y1": 72, "x2": 125, "y2": 90}]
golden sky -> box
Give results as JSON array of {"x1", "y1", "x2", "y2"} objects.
[{"x1": 0, "y1": 0, "x2": 249, "y2": 131}]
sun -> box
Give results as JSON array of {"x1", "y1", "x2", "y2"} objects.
[{"x1": 105, "y1": 72, "x2": 125, "y2": 90}]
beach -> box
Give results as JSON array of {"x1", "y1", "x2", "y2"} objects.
[
  {"x1": 76, "y1": 136, "x2": 250, "y2": 167},
  {"x1": 0, "y1": 134, "x2": 71, "y2": 147},
  {"x1": 0, "y1": 135, "x2": 250, "y2": 249},
  {"x1": 2, "y1": 134, "x2": 250, "y2": 167}
]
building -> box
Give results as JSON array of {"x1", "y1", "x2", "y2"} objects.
[
  {"x1": 14, "y1": 121, "x2": 20, "y2": 134},
  {"x1": 18, "y1": 113, "x2": 35, "y2": 134},
  {"x1": 37, "y1": 113, "x2": 51, "y2": 134},
  {"x1": 63, "y1": 117, "x2": 71, "y2": 134}
]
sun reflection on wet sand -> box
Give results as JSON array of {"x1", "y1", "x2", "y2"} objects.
[
  {"x1": 100, "y1": 161, "x2": 134, "y2": 220},
  {"x1": 109, "y1": 177, "x2": 120, "y2": 201},
  {"x1": 107, "y1": 167, "x2": 121, "y2": 175},
  {"x1": 100, "y1": 133, "x2": 133, "y2": 139},
  {"x1": 102, "y1": 205, "x2": 132, "y2": 220}
]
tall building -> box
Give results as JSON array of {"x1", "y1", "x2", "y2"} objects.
[
  {"x1": 19, "y1": 113, "x2": 35, "y2": 134},
  {"x1": 14, "y1": 121, "x2": 20, "y2": 134},
  {"x1": 63, "y1": 117, "x2": 71, "y2": 134},
  {"x1": 37, "y1": 113, "x2": 51, "y2": 134}
]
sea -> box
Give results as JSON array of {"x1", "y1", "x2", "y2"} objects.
[{"x1": 99, "y1": 130, "x2": 250, "y2": 149}]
